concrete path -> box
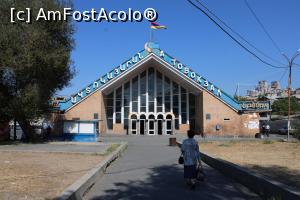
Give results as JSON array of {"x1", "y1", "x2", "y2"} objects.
[{"x1": 84, "y1": 136, "x2": 261, "y2": 200}]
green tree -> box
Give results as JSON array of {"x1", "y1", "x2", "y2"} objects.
[
  {"x1": 0, "y1": 0, "x2": 75, "y2": 140},
  {"x1": 234, "y1": 95, "x2": 249, "y2": 101},
  {"x1": 257, "y1": 95, "x2": 268, "y2": 101},
  {"x1": 271, "y1": 97, "x2": 300, "y2": 116}
]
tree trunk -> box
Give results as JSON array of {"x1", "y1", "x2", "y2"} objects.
[{"x1": 17, "y1": 119, "x2": 35, "y2": 142}]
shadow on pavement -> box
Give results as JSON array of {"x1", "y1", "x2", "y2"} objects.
[{"x1": 89, "y1": 164, "x2": 260, "y2": 200}]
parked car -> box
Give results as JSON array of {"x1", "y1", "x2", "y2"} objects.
[
  {"x1": 10, "y1": 121, "x2": 43, "y2": 140},
  {"x1": 278, "y1": 126, "x2": 296, "y2": 134}
]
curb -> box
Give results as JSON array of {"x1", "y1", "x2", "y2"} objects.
[
  {"x1": 56, "y1": 142, "x2": 128, "y2": 200},
  {"x1": 176, "y1": 141, "x2": 300, "y2": 200}
]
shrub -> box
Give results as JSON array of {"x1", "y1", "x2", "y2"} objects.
[{"x1": 263, "y1": 140, "x2": 274, "y2": 144}]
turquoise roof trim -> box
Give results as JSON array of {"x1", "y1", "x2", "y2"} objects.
[{"x1": 59, "y1": 43, "x2": 242, "y2": 112}]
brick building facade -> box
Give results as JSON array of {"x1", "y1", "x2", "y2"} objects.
[{"x1": 53, "y1": 43, "x2": 270, "y2": 141}]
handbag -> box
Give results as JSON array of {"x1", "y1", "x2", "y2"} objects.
[
  {"x1": 178, "y1": 153, "x2": 184, "y2": 165},
  {"x1": 196, "y1": 164, "x2": 205, "y2": 181}
]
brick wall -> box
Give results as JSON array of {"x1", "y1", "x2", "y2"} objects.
[
  {"x1": 201, "y1": 90, "x2": 259, "y2": 136},
  {"x1": 63, "y1": 90, "x2": 106, "y2": 134}
]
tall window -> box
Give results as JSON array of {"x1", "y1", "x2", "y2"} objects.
[
  {"x1": 132, "y1": 76, "x2": 138, "y2": 112},
  {"x1": 105, "y1": 68, "x2": 195, "y2": 131},
  {"x1": 181, "y1": 87, "x2": 187, "y2": 124},
  {"x1": 172, "y1": 82, "x2": 179, "y2": 129},
  {"x1": 189, "y1": 93, "x2": 196, "y2": 130},
  {"x1": 148, "y1": 68, "x2": 155, "y2": 112},
  {"x1": 156, "y1": 71, "x2": 163, "y2": 112},
  {"x1": 123, "y1": 81, "x2": 130, "y2": 129},
  {"x1": 115, "y1": 86, "x2": 122, "y2": 123},
  {"x1": 106, "y1": 92, "x2": 114, "y2": 129},
  {"x1": 164, "y1": 77, "x2": 171, "y2": 112},
  {"x1": 140, "y1": 71, "x2": 147, "y2": 112}
]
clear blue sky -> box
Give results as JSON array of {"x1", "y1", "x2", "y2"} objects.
[{"x1": 58, "y1": 0, "x2": 300, "y2": 97}]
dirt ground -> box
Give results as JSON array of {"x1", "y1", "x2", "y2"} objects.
[
  {"x1": 0, "y1": 151, "x2": 103, "y2": 200},
  {"x1": 199, "y1": 140, "x2": 300, "y2": 190}
]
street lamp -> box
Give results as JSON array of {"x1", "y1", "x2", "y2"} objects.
[{"x1": 281, "y1": 49, "x2": 300, "y2": 141}]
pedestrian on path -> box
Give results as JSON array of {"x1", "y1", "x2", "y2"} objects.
[
  {"x1": 181, "y1": 130, "x2": 202, "y2": 190},
  {"x1": 265, "y1": 124, "x2": 270, "y2": 137}
]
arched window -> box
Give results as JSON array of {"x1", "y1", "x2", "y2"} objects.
[
  {"x1": 131, "y1": 114, "x2": 137, "y2": 119},
  {"x1": 166, "y1": 114, "x2": 172, "y2": 120},
  {"x1": 149, "y1": 114, "x2": 155, "y2": 119},
  {"x1": 157, "y1": 114, "x2": 164, "y2": 120}
]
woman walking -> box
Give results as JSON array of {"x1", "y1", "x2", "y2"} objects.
[{"x1": 181, "y1": 130, "x2": 202, "y2": 189}]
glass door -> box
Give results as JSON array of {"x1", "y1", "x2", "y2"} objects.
[
  {"x1": 139, "y1": 114, "x2": 146, "y2": 135},
  {"x1": 148, "y1": 115, "x2": 155, "y2": 135},
  {"x1": 166, "y1": 115, "x2": 173, "y2": 135},
  {"x1": 130, "y1": 114, "x2": 137, "y2": 135},
  {"x1": 157, "y1": 114, "x2": 164, "y2": 135}
]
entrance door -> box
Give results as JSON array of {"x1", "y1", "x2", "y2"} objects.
[
  {"x1": 148, "y1": 114, "x2": 155, "y2": 135},
  {"x1": 157, "y1": 114, "x2": 164, "y2": 135},
  {"x1": 139, "y1": 114, "x2": 146, "y2": 135},
  {"x1": 140, "y1": 120, "x2": 145, "y2": 135},
  {"x1": 132, "y1": 120, "x2": 137, "y2": 135},
  {"x1": 166, "y1": 115, "x2": 173, "y2": 135}
]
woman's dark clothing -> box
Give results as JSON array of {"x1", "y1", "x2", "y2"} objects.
[
  {"x1": 184, "y1": 164, "x2": 197, "y2": 179},
  {"x1": 181, "y1": 138, "x2": 201, "y2": 180}
]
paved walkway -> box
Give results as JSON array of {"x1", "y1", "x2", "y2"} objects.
[{"x1": 84, "y1": 136, "x2": 261, "y2": 200}]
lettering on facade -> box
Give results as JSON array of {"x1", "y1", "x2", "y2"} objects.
[
  {"x1": 93, "y1": 82, "x2": 99, "y2": 88},
  {"x1": 67, "y1": 48, "x2": 225, "y2": 107},
  {"x1": 241, "y1": 102, "x2": 270, "y2": 110},
  {"x1": 157, "y1": 50, "x2": 222, "y2": 98},
  {"x1": 71, "y1": 96, "x2": 77, "y2": 103},
  {"x1": 86, "y1": 87, "x2": 91, "y2": 94},
  {"x1": 70, "y1": 52, "x2": 144, "y2": 104}
]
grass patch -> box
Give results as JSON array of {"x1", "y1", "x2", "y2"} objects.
[
  {"x1": 102, "y1": 143, "x2": 120, "y2": 156},
  {"x1": 200, "y1": 140, "x2": 300, "y2": 190},
  {"x1": 199, "y1": 141, "x2": 213, "y2": 144},
  {"x1": 217, "y1": 143, "x2": 232, "y2": 147},
  {"x1": 263, "y1": 140, "x2": 274, "y2": 144}
]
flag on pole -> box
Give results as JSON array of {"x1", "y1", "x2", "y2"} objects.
[{"x1": 150, "y1": 22, "x2": 167, "y2": 29}]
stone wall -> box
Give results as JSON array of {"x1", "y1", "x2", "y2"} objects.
[
  {"x1": 57, "y1": 89, "x2": 259, "y2": 137},
  {"x1": 63, "y1": 90, "x2": 106, "y2": 134},
  {"x1": 178, "y1": 124, "x2": 190, "y2": 134},
  {"x1": 201, "y1": 90, "x2": 259, "y2": 136}
]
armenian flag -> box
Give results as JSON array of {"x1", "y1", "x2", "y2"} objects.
[{"x1": 150, "y1": 22, "x2": 167, "y2": 29}]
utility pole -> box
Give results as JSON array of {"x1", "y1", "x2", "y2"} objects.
[
  {"x1": 282, "y1": 49, "x2": 300, "y2": 141},
  {"x1": 14, "y1": 119, "x2": 17, "y2": 140}
]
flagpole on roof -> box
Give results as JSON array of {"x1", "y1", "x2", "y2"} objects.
[
  {"x1": 149, "y1": 22, "x2": 166, "y2": 42},
  {"x1": 150, "y1": 27, "x2": 154, "y2": 42}
]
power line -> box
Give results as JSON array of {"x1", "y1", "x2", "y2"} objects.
[
  {"x1": 194, "y1": 0, "x2": 286, "y2": 67},
  {"x1": 244, "y1": 0, "x2": 283, "y2": 56},
  {"x1": 187, "y1": 0, "x2": 287, "y2": 69},
  {"x1": 279, "y1": 68, "x2": 288, "y2": 82}
]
